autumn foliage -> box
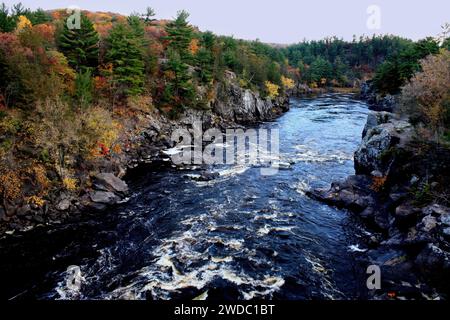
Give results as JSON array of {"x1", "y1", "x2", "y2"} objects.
[{"x1": 400, "y1": 49, "x2": 450, "y2": 142}]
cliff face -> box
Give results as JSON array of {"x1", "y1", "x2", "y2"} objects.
[
  {"x1": 308, "y1": 110, "x2": 450, "y2": 299},
  {"x1": 213, "y1": 72, "x2": 289, "y2": 123},
  {"x1": 0, "y1": 73, "x2": 290, "y2": 234}
]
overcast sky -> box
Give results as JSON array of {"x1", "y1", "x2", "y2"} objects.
[{"x1": 3, "y1": 0, "x2": 449, "y2": 43}]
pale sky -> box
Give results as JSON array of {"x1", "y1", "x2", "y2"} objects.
[{"x1": 3, "y1": 0, "x2": 449, "y2": 43}]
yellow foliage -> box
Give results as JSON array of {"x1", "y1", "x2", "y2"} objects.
[
  {"x1": 26, "y1": 195, "x2": 46, "y2": 207},
  {"x1": 265, "y1": 81, "x2": 280, "y2": 99},
  {"x1": 82, "y1": 107, "x2": 120, "y2": 157},
  {"x1": 63, "y1": 177, "x2": 78, "y2": 191},
  {"x1": 281, "y1": 76, "x2": 295, "y2": 89},
  {"x1": 16, "y1": 15, "x2": 32, "y2": 32},
  {"x1": 0, "y1": 170, "x2": 22, "y2": 200},
  {"x1": 25, "y1": 164, "x2": 50, "y2": 196}
]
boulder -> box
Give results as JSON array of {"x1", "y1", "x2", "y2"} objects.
[
  {"x1": 420, "y1": 215, "x2": 438, "y2": 232},
  {"x1": 16, "y1": 204, "x2": 31, "y2": 217},
  {"x1": 94, "y1": 173, "x2": 129, "y2": 194},
  {"x1": 415, "y1": 244, "x2": 450, "y2": 279},
  {"x1": 56, "y1": 198, "x2": 71, "y2": 211},
  {"x1": 394, "y1": 203, "x2": 421, "y2": 229},
  {"x1": 89, "y1": 191, "x2": 120, "y2": 205},
  {"x1": 362, "y1": 112, "x2": 393, "y2": 138},
  {"x1": 422, "y1": 204, "x2": 449, "y2": 216},
  {"x1": 441, "y1": 214, "x2": 450, "y2": 227},
  {"x1": 354, "y1": 113, "x2": 413, "y2": 175}
]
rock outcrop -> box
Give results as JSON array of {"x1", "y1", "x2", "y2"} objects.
[
  {"x1": 213, "y1": 72, "x2": 289, "y2": 123},
  {"x1": 308, "y1": 109, "x2": 450, "y2": 298},
  {"x1": 359, "y1": 81, "x2": 398, "y2": 112},
  {"x1": 354, "y1": 111, "x2": 413, "y2": 175}
]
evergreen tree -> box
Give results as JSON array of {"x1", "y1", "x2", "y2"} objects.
[
  {"x1": 105, "y1": 23, "x2": 145, "y2": 96},
  {"x1": 163, "y1": 49, "x2": 196, "y2": 114},
  {"x1": 27, "y1": 8, "x2": 51, "y2": 25},
  {"x1": 196, "y1": 47, "x2": 214, "y2": 84},
  {"x1": 75, "y1": 69, "x2": 93, "y2": 108},
  {"x1": 142, "y1": 7, "x2": 156, "y2": 25},
  {"x1": 127, "y1": 14, "x2": 145, "y2": 38},
  {"x1": 58, "y1": 14, "x2": 99, "y2": 71},
  {"x1": 0, "y1": 3, "x2": 16, "y2": 32},
  {"x1": 165, "y1": 10, "x2": 194, "y2": 62}
]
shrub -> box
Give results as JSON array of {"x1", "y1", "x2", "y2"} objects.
[
  {"x1": 265, "y1": 81, "x2": 279, "y2": 99},
  {"x1": 62, "y1": 177, "x2": 77, "y2": 191},
  {"x1": 0, "y1": 169, "x2": 22, "y2": 200},
  {"x1": 400, "y1": 50, "x2": 450, "y2": 141}
]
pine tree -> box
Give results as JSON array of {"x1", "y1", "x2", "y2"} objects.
[
  {"x1": 163, "y1": 49, "x2": 195, "y2": 114},
  {"x1": 196, "y1": 48, "x2": 214, "y2": 84},
  {"x1": 75, "y1": 69, "x2": 93, "y2": 108},
  {"x1": 127, "y1": 14, "x2": 145, "y2": 38},
  {"x1": 105, "y1": 23, "x2": 145, "y2": 96},
  {"x1": 165, "y1": 10, "x2": 194, "y2": 62},
  {"x1": 142, "y1": 7, "x2": 156, "y2": 25},
  {"x1": 27, "y1": 8, "x2": 52, "y2": 25},
  {"x1": 0, "y1": 3, "x2": 16, "y2": 32},
  {"x1": 58, "y1": 14, "x2": 99, "y2": 71}
]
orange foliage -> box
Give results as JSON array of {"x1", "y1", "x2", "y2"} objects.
[
  {"x1": 189, "y1": 38, "x2": 200, "y2": 55},
  {"x1": 145, "y1": 25, "x2": 168, "y2": 40},
  {"x1": 371, "y1": 176, "x2": 387, "y2": 192},
  {"x1": 0, "y1": 170, "x2": 23, "y2": 201},
  {"x1": 33, "y1": 24, "x2": 56, "y2": 44}
]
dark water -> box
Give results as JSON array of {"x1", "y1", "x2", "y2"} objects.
[{"x1": 1, "y1": 93, "x2": 372, "y2": 300}]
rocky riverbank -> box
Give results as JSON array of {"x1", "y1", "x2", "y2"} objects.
[
  {"x1": 0, "y1": 71, "x2": 290, "y2": 236},
  {"x1": 308, "y1": 108, "x2": 450, "y2": 299}
]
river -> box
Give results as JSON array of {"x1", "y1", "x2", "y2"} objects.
[{"x1": 1, "y1": 93, "x2": 373, "y2": 300}]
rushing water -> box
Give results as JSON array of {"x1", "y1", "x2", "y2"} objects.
[{"x1": 1, "y1": 93, "x2": 372, "y2": 300}]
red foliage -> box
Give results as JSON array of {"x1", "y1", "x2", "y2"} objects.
[
  {"x1": 145, "y1": 25, "x2": 168, "y2": 40},
  {"x1": 98, "y1": 143, "x2": 110, "y2": 156}
]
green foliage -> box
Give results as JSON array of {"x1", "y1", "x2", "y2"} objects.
[
  {"x1": 142, "y1": 7, "x2": 156, "y2": 25},
  {"x1": 0, "y1": 3, "x2": 16, "y2": 32},
  {"x1": 26, "y1": 8, "x2": 52, "y2": 25},
  {"x1": 58, "y1": 14, "x2": 99, "y2": 72},
  {"x1": 75, "y1": 69, "x2": 93, "y2": 108},
  {"x1": 373, "y1": 38, "x2": 440, "y2": 95},
  {"x1": 283, "y1": 35, "x2": 413, "y2": 86},
  {"x1": 195, "y1": 47, "x2": 214, "y2": 84},
  {"x1": 443, "y1": 38, "x2": 450, "y2": 51},
  {"x1": 165, "y1": 10, "x2": 194, "y2": 62},
  {"x1": 162, "y1": 49, "x2": 196, "y2": 115},
  {"x1": 304, "y1": 56, "x2": 333, "y2": 85},
  {"x1": 105, "y1": 23, "x2": 145, "y2": 96},
  {"x1": 127, "y1": 14, "x2": 145, "y2": 38}
]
